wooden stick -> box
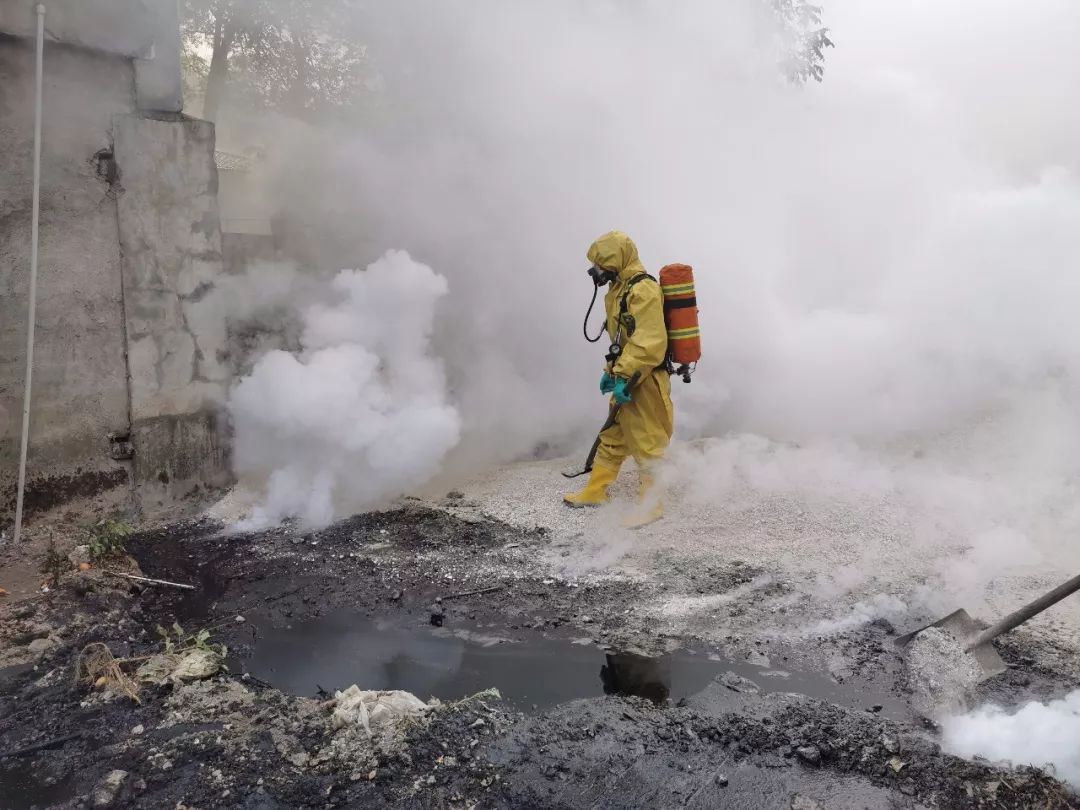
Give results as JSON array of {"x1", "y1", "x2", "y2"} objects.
[
  {"x1": 440, "y1": 585, "x2": 505, "y2": 602},
  {"x1": 103, "y1": 571, "x2": 195, "y2": 590},
  {"x1": 965, "y1": 572, "x2": 1080, "y2": 651}
]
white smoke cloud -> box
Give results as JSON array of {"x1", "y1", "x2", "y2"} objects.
[
  {"x1": 229, "y1": 250, "x2": 460, "y2": 527},
  {"x1": 218, "y1": 0, "x2": 1080, "y2": 565},
  {"x1": 942, "y1": 690, "x2": 1080, "y2": 787}
]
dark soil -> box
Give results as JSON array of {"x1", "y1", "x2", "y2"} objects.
[{"x1": 1, "y1": 505, "x2": 1077, "y2": 809}]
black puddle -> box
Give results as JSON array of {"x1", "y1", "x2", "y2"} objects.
[
  {"x1": 237, "y1": 614, "x2": 908, "y2": 718},
  {"x1": 0, "y1": 764, "x2": 76, "y2": 810}
]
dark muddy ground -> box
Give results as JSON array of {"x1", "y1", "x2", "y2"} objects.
[{"x1": 1, "y1": 505, "x2": 1077, "y2": 809}]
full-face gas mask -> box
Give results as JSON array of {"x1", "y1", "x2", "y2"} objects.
[{"x1": 587, "y1": 264, "x2": 617, "y2": 287}]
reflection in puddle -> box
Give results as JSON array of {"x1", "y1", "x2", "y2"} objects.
[
  {"x1": 239, "y1": 614, "x2": 904, "y2": 718},
  {"x1": 601, "y1": 652, "x2": 672, "y2": 703}
]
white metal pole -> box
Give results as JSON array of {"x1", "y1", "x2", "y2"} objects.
[{"x1": 13, "y1": 4, "x2": 47, "y2": 544}]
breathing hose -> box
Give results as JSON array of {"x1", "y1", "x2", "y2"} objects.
[{"x1": 583, "y1": 283, "x2": 605, "y2": 343}]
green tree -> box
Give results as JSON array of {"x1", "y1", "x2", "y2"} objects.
[
  {"x1": 181, "y1": 0, "x2": 368, "y2": 121},
  {"x1": 772, "y1": 0, "x2": 834, "y2": 83}
]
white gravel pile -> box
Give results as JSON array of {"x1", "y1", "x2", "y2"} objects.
[
  {"x1": 905, "y1": 627, "x2": 984, "y2": 718},
  {"x1": 441, "y1": 436, "x2": 1080, "y2": 659}
]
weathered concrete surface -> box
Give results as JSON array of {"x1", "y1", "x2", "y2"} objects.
[
  {"x1": 113, "y1": 114, "x2": 233, "y2": 499},
  {"x1": 0, "y1": 0, "x2": 156, "y2": 59},
  {"x1": 0, "y1": 38, "x2": 134, "y2": 515}
]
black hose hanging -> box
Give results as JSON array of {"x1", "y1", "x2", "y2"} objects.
[{"x1": 583, "y1": 283, "x2": 605, "y2": 343}]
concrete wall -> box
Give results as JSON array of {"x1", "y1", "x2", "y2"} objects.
[
  {"x1": 1, "y1": 4, "x2": 230, "y2": 521},
  {"x1": 112, "y1": 114, "x2": 232, "y2": 500},
  {"x1": 0, "y1": 0, "x2": 156, "y2": 58},
  {"x1": 0, "y1": 38, "x2": 135, "y2": 514},
  {"x1": 0, "y1": 0, "x2": 183, "y2": 113}
]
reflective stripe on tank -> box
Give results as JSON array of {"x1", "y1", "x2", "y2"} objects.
[
  {"x1": 669, "y1": 327, "x2": 700, "y2": 338},
  {"x1": 662, "y1": 283, "x2": 695, "y2": 295}
]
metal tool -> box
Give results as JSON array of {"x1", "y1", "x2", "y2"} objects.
[
  {"x1": 895, "y1": 571, "x2": 1080, "y2": 680},
  {"x1": 563, "y1": 372, "x2": 641, "y2": 479}
]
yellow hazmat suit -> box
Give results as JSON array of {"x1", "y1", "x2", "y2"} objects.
[{"x1": 564, "y1": 231, "x2": 674, "y2": 527}]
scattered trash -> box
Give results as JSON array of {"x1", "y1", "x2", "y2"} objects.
[
  {"x1": 0, "y1": 587, "x2": 8, "y2": 598},
  {"x1": 68, "y1": 545, "x2": 92, "y2": 567},
  {"x1": 78, "y1": 562, "x2": 93, "y2": 572},
  {"x1": 330, "y1": 686, "x2": 430, "y2": 738},
  {"x1": 136, "y1": 649, "x2": 224, "y2": 686},
  {"x1": 76, "y1": 642, "x2": 141, "y2": 703}
]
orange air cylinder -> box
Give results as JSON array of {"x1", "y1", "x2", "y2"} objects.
[{"x1": 659, "y1": 264, "x2": 701, "y2": 367}]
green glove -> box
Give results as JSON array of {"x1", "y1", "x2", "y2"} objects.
[
  {"x1": 612, "y1": 376, "x2": 633, "y2": 404},
  {"x1": 600, "y1": 372, "x2": 617, "y2": 394}
]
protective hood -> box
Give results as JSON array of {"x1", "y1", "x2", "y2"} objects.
[{"x1": 587, "y1": 231, "x2": 647, "y2": 282}]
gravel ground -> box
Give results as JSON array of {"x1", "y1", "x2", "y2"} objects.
[{"x1": 438, "y1": 437, "x2": 1080, "y2": 675}]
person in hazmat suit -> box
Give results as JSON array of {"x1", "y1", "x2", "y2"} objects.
[{"x1": 564, "y1": 231, "x2": 674, "y2": 528}]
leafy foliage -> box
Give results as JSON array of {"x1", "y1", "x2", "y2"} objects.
[
  {"x1": 180, "y1": 0, "x2": 370, "y2": 120},
  {"x1": 88, "y1": 518, "x2": 132, "y2": 562},
  {"x1": 771, "y1": 0, "x2": 835, "y2": 83},
  {"x1": 39, "y1": 538, "x2": 66, "y2": 587},
  {"x1": 156, "y1": 621, "x2": 229, "y2": 660}
]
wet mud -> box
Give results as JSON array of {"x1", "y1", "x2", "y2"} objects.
[{"x1": 1, "y1": 506, "x2": 1077, "y2": 809}]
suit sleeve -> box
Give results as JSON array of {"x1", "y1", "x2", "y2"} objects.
[{"x1": 612, "y1": 281, "x2": 668, "y2": 381}]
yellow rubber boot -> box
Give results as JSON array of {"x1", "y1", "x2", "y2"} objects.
[
  {"x1": 564, "y1": 464, "x2": 619, "y2": 508},
  {"x1": 622, "y1": 469, "x2": 664, "y2": 529}
]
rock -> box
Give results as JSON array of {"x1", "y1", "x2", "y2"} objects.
[
  {"x1": 69, "y1": 545, "x2": 92, "y2": 566},
  {"x1": 715, "y1": 774, "x2": 729, "y2": 787},
  {"x1": 28, "y1": 636, "x2": 55, "y2": 654},
  {"x1": 746, "y1": 650, "x2": 771, "y2": 668},
  {"x1": 718, "y1": 672, "x2": 761, "y2": 695},
  {"x1": 430, "y1": 604, "x2": 445, "y2": 627},
  {"x1": 796, "y1": 745, "x2": 822, "y2": 766},
  {"x1": 390, "y1": 590, "x2": 403, "y2": 602},
  {"x1": 90, "y1": 769, "x2": 128, "y2": 808},
  {"x1": 234, "y1": 615, "x2": 246, "y2": 624},
  {"x1": 791, "y1": 797, "x2": 823, "y2": 810},
  {"x1": 131, "y1": 725, "x2": 145, "y2": 736}
]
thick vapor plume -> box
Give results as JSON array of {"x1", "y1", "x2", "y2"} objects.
[
  {"x1": 229, "y1": 251, "x2": 460, "y2": 527},
  {"x1": 942, "y1": 691, "x2": 1080, "y2": 787},
  {"x1": 227, "y1": 0, "x2": 1080, "y2": 547}
]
